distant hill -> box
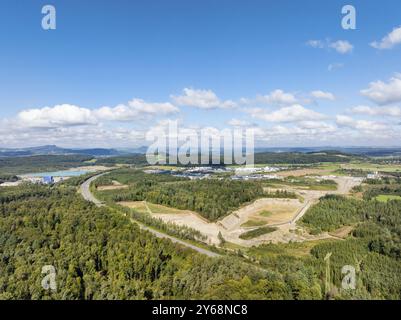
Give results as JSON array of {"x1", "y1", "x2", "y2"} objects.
[
  {"x1": 0, "y1": 145, "x2": 131, "y2": 157},
  {"x1": 2, "y1": 145, "x2": 401, "y2": 158},
  {"x1": 254, "y1": 146, "x2": 401, "y2": 156}
]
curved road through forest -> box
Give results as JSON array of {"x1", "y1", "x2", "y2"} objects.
[{"x1": 79, "y1": 174, "x2": 221, "y2": 258}]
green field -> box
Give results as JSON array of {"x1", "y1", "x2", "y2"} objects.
[
  {"x1": 376, "y1": 195, "x2": 401, "y2": 202},
  {"x1": 240, "y1": 219, "x2": 267, "y2": 227},
  {"x1": 239, "y1": 226, "x2": 278, "y2": 240},
  {"x1": 341, "y1": 162, "x2": 401, "y2": 173},
  {"x1": 259, "y1": 210, "x2": 273, "y2": 217}
]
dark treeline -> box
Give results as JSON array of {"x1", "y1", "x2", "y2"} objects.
[
  {"x1": 264, "y1": 190, "x2": 297, "y2": 199},
  {"x1": 254, "y1": 152, "x2": 355, "y2": 164},
  {"x1": 95, "y1": 154, "x2": 148, "y2": 166},
  {"x1": 0, "y1": 155, "x2": 93, "y2": 175},
  {"x1": 277, "y1": 177, "x2": 338, "y2": 190},
  {"x1": 363, "y1": 184, "x2": 401, "y2": 200},
  {"x1": 0, "y1": 174, "x2": 19, "y2": 184},
  {"x1": 95, "y1": 169, "x2": 185, "y2": 186},
  {"x1": 93, "y1": 150, "x2": 358, "y2": 167}
]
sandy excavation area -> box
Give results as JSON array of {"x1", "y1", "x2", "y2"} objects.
[
  {"x1": 119, "y1": 201, "x2": 223, "y2": 245},
  {"x1": 119, "y1": 198, "x2": 312, "y2": 246},
  {"x1": 97, "y1": 180, "x2": 129, "y2": 191},
  {"x1": 219, "y1": 198, "x2": 303, "y2": 231},
  {"x1": 117, "y1": 176, "x2": 362, "y2": 247}
]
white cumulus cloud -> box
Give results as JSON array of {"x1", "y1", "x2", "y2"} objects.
[
  {"x1": 17, "y1": 104, "x2": 96, "y2": 128},
  {"x1": 307, "y1": 39, "x2": 353, "y2": 54},
  {"x1": 227, "y1": 119, "x2": 251, "y2": 127},
  {"x1": 371, "y1": 26, "x2": 401, "y2": 50},
  {"x1": 348, "y1": 105, "x2": 401, "y2": 117},
  {"x1": 171, "y1": 88, "x2": 236, "y2": 109},
  {"x1": 306, "y1": 40, "x2": 325, "y2": 49},
  {"x1": 336, "y1": 115, "x2": 387, "y2": 131},
  {"x1": 249, "y1": 104, "x2": 326, "y2": 123},
  {"x1": 328, "y1": 63, "x2": 344, "y2": 72},
  {"x1": 257, "y1": 89, "x2": 298, "y2": 106},
  {"x1": 361, "y1": 74, "x2": 401, "y2": 105},
  {"x1": 311, "y1": 90, "x2": 336, "y2": 101},
  {"x1": 94, "y1": 99, "x2": 179, "y2": 121},
  {"x1": 329, "y1": 40, "x2": 353, "y2": 54}
]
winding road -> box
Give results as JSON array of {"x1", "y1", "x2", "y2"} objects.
[{"x1": 79, "y1": 174, "x2": 221, "y2": 258}]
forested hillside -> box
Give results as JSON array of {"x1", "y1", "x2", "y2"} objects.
[
  {"x1": 1, "y1": 181, "x2": 401, "y2": 299},
  {"x1": 296, "y1": 192, "x2": 401, "y2": 298},
  {"x1": 0, "y1": 184, "x2": 321, "y2": 300},
  {"x1": 254, "y1": 152, "x2": 356, "y2": 164},
  {"x1": 0, "y1": 155, "x2": 93, "y2": 175}
]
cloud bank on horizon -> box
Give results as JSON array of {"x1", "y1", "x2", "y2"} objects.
[
  {"x1": 1, "y1": 76, "x2": 400, "y2": 148},
  {"x1": 0, "y1": 0, "x2": 401, "y2": 148}
]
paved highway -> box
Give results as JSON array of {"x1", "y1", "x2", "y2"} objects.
[{"x1": 79, "y1": 174, "x2": 221, "y2": 258}]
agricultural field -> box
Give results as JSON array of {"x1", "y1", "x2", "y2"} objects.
[{"x1": 340, "y1": 162, "x2": 401, "y2": 173}]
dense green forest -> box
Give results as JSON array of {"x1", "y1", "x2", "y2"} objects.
[
  {"x1": 254, "y1": 152, "x2": 356, "y2": 164},
  {"x1": 95, "y1": 154, "x2": 148, "y2": 166},
  {"x1": 95, "y1": 169, "x2": 265, "y2": 221},
  {"x1": 300, "y1": 192, "x2": 401, "y2": 261},
  {"x1": 0, "y1": 184, "x2": 325, "y2": 300},
  {"x1": 363, "y1": 183, "x2": 401, "y2": 200},
  {"x1": 300, "y1": 195, "x2": 364, "y2": 233},
  {"x1": 1, "y1": 157, "x2": 401, "y2": 300},
  {"x1": 248, "y1": 235, "x2": 401, "y2": 299},
  {"x1": 1, "y1": 179, "x2": 401, "y2": 299}
]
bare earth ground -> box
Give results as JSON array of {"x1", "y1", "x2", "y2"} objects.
[
  {"x1": 329, "y1": 225, "x2": 355, "y2": 239},
  {"x1": 97, "y1": 181, "x2": 129, "y2": 191},
  {"x1": 277, "y1": 168, "x2": 332, "y2": 177},
  {"x1": 118, "y1": 176, "x2": 362, "y2": 247},
  {"x1": 75, "y1": 165, "x2": 112, "y2": 172}
]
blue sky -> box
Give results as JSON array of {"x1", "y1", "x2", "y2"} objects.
[{"x1": 1, "y1": 0, "x2": 401, "y2": 148}]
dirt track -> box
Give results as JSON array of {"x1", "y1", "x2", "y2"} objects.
[{"x1": 80, "y1": 175, "x2": 221, "y2": 257}]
